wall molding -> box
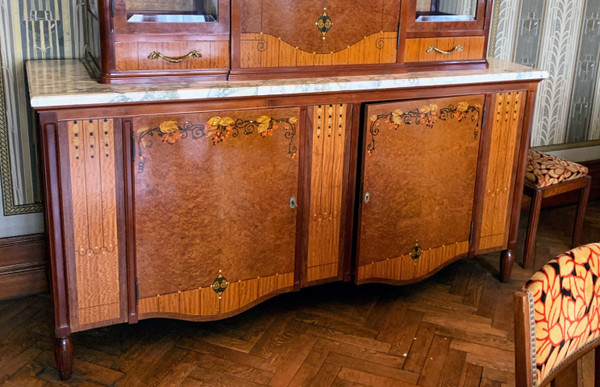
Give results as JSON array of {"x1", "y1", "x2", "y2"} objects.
[{"x1": 0, "y1": 233, "x2": 48, "y2": 300}]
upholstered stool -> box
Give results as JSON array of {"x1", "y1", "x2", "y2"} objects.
[{"x1": 522, "y1": 150, "x2": 591, "y2": 268}]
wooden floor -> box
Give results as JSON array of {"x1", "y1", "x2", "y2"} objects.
[{"x1": 1, "y1": 202, "x2": 599, "y2": 386}]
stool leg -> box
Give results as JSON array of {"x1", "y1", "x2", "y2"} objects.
[
  {"x1": 572, "y1": 176, "x2": 591, "y2": 248},
  {"x1": 523, "y1": 187, "x2": 543, "y2": 268}
]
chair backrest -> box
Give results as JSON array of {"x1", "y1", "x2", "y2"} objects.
[{"x1": 515, "y1": 243, "x2": 600, "y2": 386}]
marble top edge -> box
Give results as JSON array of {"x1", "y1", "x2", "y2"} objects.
[{"x1": 27, "y1": 58, "x2": 548, "y2": 109}]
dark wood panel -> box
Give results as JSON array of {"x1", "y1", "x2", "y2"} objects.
[
  {"x1": 358, "y1": 95, "x2": 485, "y2": 279},
  {"x1": 133, "y1": 108, "x2": 301, "y2": 299},
  {"x1": 0, "y1": 234, "x2": 48, "y2": 300}
]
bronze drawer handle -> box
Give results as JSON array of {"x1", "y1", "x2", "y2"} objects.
[
  {"x1": 426, "y1": 45, "x2": 464, "y2": 55},
  {"x1": 147, "y1": 50, "x2": 202, "y2": 63}
]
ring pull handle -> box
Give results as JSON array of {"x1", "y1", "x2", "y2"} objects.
[
  {"x1": 147, "y1": 50, "x2": 202, "y2": 63},
  {"x1": 290, "y1": 196, "x2": 297, "y2": 209},
  {"x1": 426, "y1": 45, "x2": 464, "y2": 55}
]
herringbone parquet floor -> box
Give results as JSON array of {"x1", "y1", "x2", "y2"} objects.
[{"x1": 1, "y1": 202, "x2": 599, "y2": 386}]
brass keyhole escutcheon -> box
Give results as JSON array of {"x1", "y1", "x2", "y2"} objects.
[
  {"x1": 211, "y1": 270, "x2": 229, "y2": 297},
  {"x1": 410, "y1": 241, "x2": 423, "y2": 260},
  {"x1": 315, "y1": 8, "x2": 333, "y2": 39},
  {"x1": 290, "y1": 196, "x2": 297, "y2": 209}
]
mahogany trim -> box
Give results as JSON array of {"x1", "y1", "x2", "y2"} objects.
[
  {"x1": 39, "y1": 112, "x2": 71, "y2": 339},
  {"x1": 122, "y1": 118, "x2": 138, "y2": 323},
  {"x1": 296, "y1": 106, "x2": 309, "y2": 290}
]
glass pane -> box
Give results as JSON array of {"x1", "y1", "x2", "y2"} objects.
[
  {"x1": 125, "y1": 0, "x2": 218, "y2": 23},
  {"x1": 416, "y1": 0, "x2": 478, "y2": 22}
]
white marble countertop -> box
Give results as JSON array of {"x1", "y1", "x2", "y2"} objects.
[{"x1": 27, "y1": 58, "x2": 547, "y2": 109}]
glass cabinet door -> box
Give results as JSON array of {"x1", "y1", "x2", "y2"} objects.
[
  {"x1": 407, "y1": 0, "x2": 488, "y2": 33},
  {"x1": 113, "y1": 0, "x2": 229, "y2": 34}
]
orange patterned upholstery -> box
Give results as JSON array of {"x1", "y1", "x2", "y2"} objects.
[
  {"x1": 523, "y1": 243, "x2": 600, "y2": 385},
  {"x1": 525, "y1": 150, "x2": 588, "y2": 188}
]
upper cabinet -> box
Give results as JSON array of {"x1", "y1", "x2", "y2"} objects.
[
  {"x1": 84, "y1": 0, "x2": 492, "y2": 82},
  {"x1": 92, "y1": 0, "x2": 230, "y2": 83},
  {"x1": 402, "y1": 0, "x2": 490, "y2": 64}
]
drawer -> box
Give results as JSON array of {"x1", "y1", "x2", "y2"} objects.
[
  {"x1": 114, "y1": 40, "x2": 230, "y2": 71},
  {"x1": 404, "y1": 36, "x2": 485, "y2": 62}
]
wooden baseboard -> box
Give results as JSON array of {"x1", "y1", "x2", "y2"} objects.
[
  {"x1": 522, "y1": 159, "x2": 600, "y2": 209},
  {"x1": 0, "y1": 234, "x2": 48, "y2": 300}
]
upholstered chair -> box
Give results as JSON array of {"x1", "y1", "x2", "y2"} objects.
[{"x1": 515, "y1": 243, "x2": 600, "y2": 386}]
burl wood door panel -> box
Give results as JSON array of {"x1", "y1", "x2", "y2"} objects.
[
  {"x1": 239, "y1": 0, "x2": 400, "y2": 68},
  {"x1": 357, "y1": 95, "x2": 485, "y2": 284},
  {"x1": 133, "y1": 108, "x2": 300, "y2": 319}
]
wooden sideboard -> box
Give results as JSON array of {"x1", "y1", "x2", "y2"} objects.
[{"x1": 28, "y1": 59, "x2": 545, "y2": 379}]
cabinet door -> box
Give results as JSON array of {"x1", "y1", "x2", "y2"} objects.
[
  {"x1": 132, "y1": 108, "x2": 300, "y2": 319},
  {"x1": 356, "y1": 95, "x2": 484, "y2": 284},
  {"x1": 406, "y1": 0, "x2": 489, "y2": 33},
  {"x1": 237, "y1": 0, "x2": 400, "y2": 69}
]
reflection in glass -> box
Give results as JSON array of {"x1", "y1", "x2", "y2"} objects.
[
  {"x1": 126, "y1": 0, "x2": 218, "y2": 23},
  {"x1": 416, "y1": 0, "x2": 478, "y2": 22}
]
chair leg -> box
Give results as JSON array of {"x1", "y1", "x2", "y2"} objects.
[
  {"x1": 572, "y1": 176, "x2": 591, "y2": 248},
  {"x1": 596, "y1": 346, "x2": 600, "y2": 387},
  {"x1": 523, "y1": 188, "x2": 543, "y2": 268}
]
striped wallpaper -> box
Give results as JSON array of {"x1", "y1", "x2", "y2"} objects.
[
  {"x1": 489, "y1": 0, "x2": 600, "y2": 147},
  {"x1": 0, "y1": 0, "x2": 598, "y2": 224}
]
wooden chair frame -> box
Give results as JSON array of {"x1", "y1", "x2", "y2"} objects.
[{"x1": 515, "y1": 290, "x2": 600, "y2": 386}]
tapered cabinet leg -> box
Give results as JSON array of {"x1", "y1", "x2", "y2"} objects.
[
  {"x1": 55, "y1": 336, "x2": 73, "y2": 380},
  {"x1": 500, "y1": 249, "x2": 514, "y2": 283}
]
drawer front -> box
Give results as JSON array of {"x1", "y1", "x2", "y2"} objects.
[
  {"x1": 404, "y1": 36, "x2": 485, "y2": 62},
  {"x1": 357, "y1": 95, "x2": 485, "y2": 284},
  {"x1": 239, "y1": 0, "x2": 400, "y2": 68},
  {"x1": 114, "y1": 40, "x2": 229, "y2": 72},
  {"x1": 133, "y1": 108, "x2": 300, "y2": 319}
]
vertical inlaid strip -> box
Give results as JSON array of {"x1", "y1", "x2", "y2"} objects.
[
  {"x1": 67, "y1": 119, "x2": 121, "y2": 327},
  {"x1": 306, "y1": 104, "x2": 347, "y2": 283},
  {"x1": 477, "y1": 92, "x2": 523, "y2": 252}
]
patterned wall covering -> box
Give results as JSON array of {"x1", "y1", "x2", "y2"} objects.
[
  {"x1": 0, "y1": 0, "x2": 84, "y2": 217},
  {"x1": 489, "y1": 0, "x2": 600, "y2": 147}
]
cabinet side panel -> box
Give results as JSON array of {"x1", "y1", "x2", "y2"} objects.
[
  {"x1": 306, "y1": 104, "x2": 347, "y2": 283},
  {"x1": 66, "y1": 119, "x2": 125, "y2": 330},
  {"x1": 476, "y1": 92, "x2": 524, "y2": 253}
]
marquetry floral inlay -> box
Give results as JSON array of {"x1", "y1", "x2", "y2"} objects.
[
  {"x1": 136, "y1": 115, "x2": 298, "y2": 173},
  {"x1": 366, "y1": 102, "x2": 481, "y2": 155}
]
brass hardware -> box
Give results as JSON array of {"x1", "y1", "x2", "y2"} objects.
[
  {"x1": 211, "y1": 270, "x2": 229, "y2": 297},
  {"x1": 410, "y1": 241, "x2": 423, "y2": 260},
  {"x1": 147, "y1": 50, "x2": 202, "y2": 63},
  {"x1": 426, "y1": 45, "x2": 464, "y2": 55},
  {"x1": 364, "y1": 192, "x2": 371, "y2": 204},
  {"x1": 315, "y1": 8, "x2": 333, "y2": 40},
  {"x1": 290, "y1": 196, "x2": 297, "y2": 209}
]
